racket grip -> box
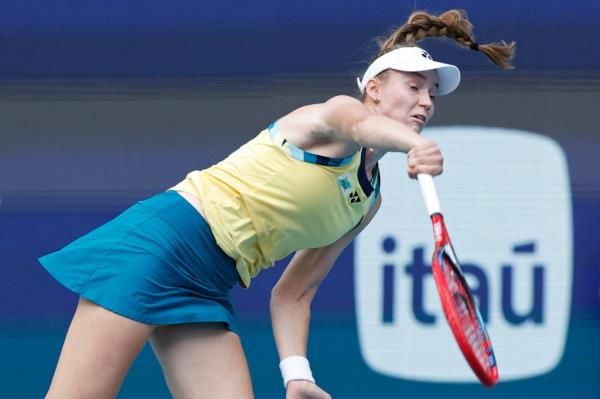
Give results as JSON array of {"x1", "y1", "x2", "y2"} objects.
[{"x1": 417, "y1": 173, "x2": 442, "y2": 216}]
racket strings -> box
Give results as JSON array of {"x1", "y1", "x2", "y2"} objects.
[
  {"x1": 444, "y1": 263, "x2": 491, "y2": 369},
  {"x1": 434, "y1": 247, "x2": 498, "y2": 386}
]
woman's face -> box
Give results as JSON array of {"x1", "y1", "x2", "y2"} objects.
[{"x1": 373, "y1": 69, "x2": 438, "y2": 133}]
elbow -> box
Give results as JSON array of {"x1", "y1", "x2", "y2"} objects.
[{"x1": 270, "y1": 284, "x2": 316, "y2": 309}]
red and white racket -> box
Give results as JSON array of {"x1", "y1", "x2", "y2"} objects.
[{"x1": 417, "y1": 173, "x2": 499, "y2": 387}]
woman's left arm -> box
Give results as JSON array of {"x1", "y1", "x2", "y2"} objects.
[{"x1": 270, "y1": 194, "x2": 382, "y2": 391}]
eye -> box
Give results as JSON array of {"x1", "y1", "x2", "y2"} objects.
[
  {"x1": 409, "y1": 84, "x2": 419, "y2": 91},
  {"x1": 429, "y1": 95, "x2": 437, "y2": 101}
]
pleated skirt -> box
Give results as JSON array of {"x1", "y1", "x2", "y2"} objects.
[{"x1": 39, "y1": 191, "x2": 241, "y2": 334}]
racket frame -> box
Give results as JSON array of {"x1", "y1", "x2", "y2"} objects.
[{"x1": 417, "y1": 174, "x2": 499, "y2": 387}]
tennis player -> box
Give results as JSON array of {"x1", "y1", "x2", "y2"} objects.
[{"x1": 39, "y1": 9, "x2": 514, "y2": 399}]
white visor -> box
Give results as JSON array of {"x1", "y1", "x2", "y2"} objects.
[{"x1": 357, "y1": 46, "x2": 461, "y2": 96}]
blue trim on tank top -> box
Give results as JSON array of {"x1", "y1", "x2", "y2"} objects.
[
  {"x1": 267, "y1": 121, "x2": 355, "y2": 167},
  {"x1": 267, "y1": 121, "x2": 381, "y2": 210}
]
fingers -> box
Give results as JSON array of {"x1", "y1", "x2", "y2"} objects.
[
  {"x1": 407, "y1": 164, "x2": 442, "y2": 179},
  {"x1": 407, "y1": 140, "x2": 443, "y2": 178},
  {"x1": 286, "y1": 380, "x2": 332, "y2": 399}
]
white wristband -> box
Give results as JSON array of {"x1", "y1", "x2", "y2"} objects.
[{"x1": 279, "y1": 356, "x2": 315, "y2": 388}]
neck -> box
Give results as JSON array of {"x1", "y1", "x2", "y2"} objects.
[{"x1": 361, "y1": 98, "x2": 387, "y2": 167}]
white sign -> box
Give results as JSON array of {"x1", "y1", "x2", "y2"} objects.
[{"x1": 355, "y1": 126, "x2": 572, "y2": 382}]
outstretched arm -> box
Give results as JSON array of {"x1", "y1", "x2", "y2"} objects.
[
  {"x1": 277, "y1": 96, "x2": 443, "y2": 178},
  {"x1": 279, "y1": 95, "x2": 425, "y2": 153},
  {"x1": 270, "y1": 195, "x2": 382, "y2": 397},
  {"x1": 322, "y1": 95, "x2": 424, "y2": 153}
]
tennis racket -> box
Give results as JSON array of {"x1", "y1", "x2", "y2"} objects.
[{"x1": 417, "y1": 173, "x2": 499, "y2": 387}]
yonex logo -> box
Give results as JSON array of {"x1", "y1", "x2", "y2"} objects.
[
  {"x1": 350, "y1": 191, "x2": 361, "y2": 204},
  {"x1": 355, "y1": 127, "x2": 572, "y2": 383},
  {"x1": 421, "y1": 50, "x2": 433, "y2": 60}
]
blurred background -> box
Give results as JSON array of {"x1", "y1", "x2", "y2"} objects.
[{"x1": 1, "y1": 0, "x2": 598, "y2": 397}]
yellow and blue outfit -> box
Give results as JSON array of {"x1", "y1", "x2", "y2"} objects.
[
  {"x1": 39, "y1": 122, "x2": 380, "y2": 332},
  {"x1": 172, "y1": 121, "x2": 380, "y2": 287}
]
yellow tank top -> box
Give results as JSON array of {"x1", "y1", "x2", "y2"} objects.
[{"x1": 170, "y1": 122, "x2": 380, "y2": 287}]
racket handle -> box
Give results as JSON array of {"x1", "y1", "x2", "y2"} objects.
[{"x1": 417, "y1": 173, "x2": 442, "y2": 216}]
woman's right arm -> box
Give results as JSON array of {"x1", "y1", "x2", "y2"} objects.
[
  {"x1": 280, "y1": 95, "x2": 425, "y2": 153},
  {"x1": 321, "y1": 95, "x2": 426, "y2": 153},
  {"x1": 278, "y1": 95, "x2": 443, "y2": 178}
]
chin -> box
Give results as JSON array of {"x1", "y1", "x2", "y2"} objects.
[{"x1": 411, "y1": 125, "x2": 423, "y2": 134}]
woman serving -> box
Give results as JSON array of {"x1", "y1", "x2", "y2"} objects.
[{"x1": 40, "y1": 9, "x2": 514, "y2": 399}]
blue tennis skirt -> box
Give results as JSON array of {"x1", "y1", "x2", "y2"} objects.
[{"x1": 39, "y1": 191, "x2": 241, "y2": 334}]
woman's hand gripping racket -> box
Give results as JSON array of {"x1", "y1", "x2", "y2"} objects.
[{"x1": 417, "y1": 173, "x2": 499, "y2": 387}]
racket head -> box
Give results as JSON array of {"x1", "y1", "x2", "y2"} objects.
[{"x1": 431, "y1": 221, "x2": 499, "y2": 387}]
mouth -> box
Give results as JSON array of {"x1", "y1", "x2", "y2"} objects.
[{"x1": 410, "y1": 114, "x2": 427, "y2": 125}]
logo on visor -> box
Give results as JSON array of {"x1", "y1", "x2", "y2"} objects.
[{"x1": 421, "y1": 50, "x2": 433, "y2": 60}]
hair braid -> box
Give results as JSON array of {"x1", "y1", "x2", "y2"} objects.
[{"x1": 378, "y1": 9, "x2": 516, "y2": 69}]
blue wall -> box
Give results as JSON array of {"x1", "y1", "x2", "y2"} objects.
[{"x1": 2, "y1": 0, "x2": 600, "y2": 78}]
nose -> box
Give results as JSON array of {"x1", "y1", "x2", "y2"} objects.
[{"x1": 419, "y1": 91, "x2": 433, "y2": 110}]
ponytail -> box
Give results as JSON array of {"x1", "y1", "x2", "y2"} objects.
[{"x1": 378, "y1": 9, "x2": 515, "y2": 69}]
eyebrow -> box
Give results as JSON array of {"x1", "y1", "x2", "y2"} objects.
[{"x1": 413, "y1": 72, "x2": 440, "y2": 90}]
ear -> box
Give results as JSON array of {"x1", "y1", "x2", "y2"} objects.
[{"x1": 365, "y1": 78, "x2": 381, "y2": 103}]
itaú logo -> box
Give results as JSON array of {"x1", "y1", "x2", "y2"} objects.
[{"x1": 355, "y1": 127, "x2": 572, "y2": 382}]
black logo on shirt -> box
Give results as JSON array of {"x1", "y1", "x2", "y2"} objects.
[{"x1": 349, "y1": 191, "x2": 361, "y2": 204}]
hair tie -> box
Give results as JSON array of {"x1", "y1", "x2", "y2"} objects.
[{"x1": 469, "y1": 42, "x2": 480, "y2": 51}]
